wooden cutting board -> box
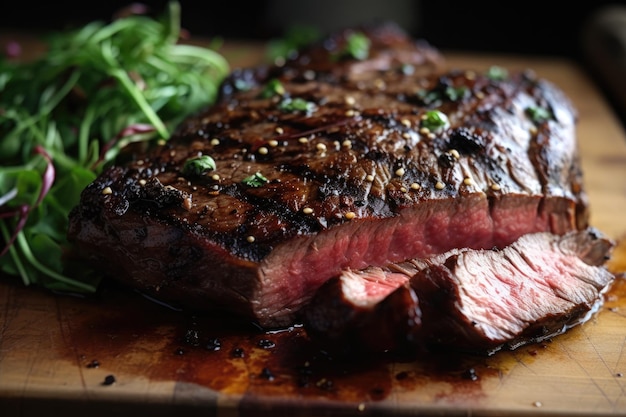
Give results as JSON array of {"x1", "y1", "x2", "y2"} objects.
[{"x1": 2, "y1": 42, "x2": 626, "y2": 417}]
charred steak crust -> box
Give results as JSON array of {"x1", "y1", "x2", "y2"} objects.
[{"x1": 67, "y1": 23, "x2": 589, "y2": 328}]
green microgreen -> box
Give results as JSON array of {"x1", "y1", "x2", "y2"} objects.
[{"x1": 0, "y1": 1, "x2": 229, "y2": 293}]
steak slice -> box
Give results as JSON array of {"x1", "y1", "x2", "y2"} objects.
[
  {"x1": 67, "y1": 23, "x2": 589, "y2": 328},
  {"x1": 304, "y1": 228, "x2": 615, "y2": 355}
]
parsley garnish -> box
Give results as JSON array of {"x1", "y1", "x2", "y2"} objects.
[
  {"x1": 183, "y1": 155, "x2": 216, "y2": 176},
  {"x1": 242, "y1": 172, "x2": 269, "y2": 188},
  {"x1": 486, "y1": 66, "x2": 509, "y2": 80},
  {"x1": 260, "y1": 78, "x2": 285, "y2": 98},
  {"x1": 445, "y1": 86, "x2": 469, "y2": 101},
  {"x1": 421, "y1": 110, "x2": 450, "y2": 132},
  {"x1": 526, "y1": 106, "x2": 553, "y2": 124},
  {"x1": 343, "y1": 32, "x2": 371, "y2": 60},
  {"x1": 278, "y1": 97, "x2": 316, "y2": 113},
  {"x1": 417, "y1": 86, "x2": 468, "y2": 105},
  {"x1": 332, "y1": 32, "x2": 371, "y2": 61}
]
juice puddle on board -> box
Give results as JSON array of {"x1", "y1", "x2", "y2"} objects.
[{"x1": 47, "y1": 238, "x2": 626, "y2": 404}]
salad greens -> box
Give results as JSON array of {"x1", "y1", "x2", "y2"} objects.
[{"x1": 0, "y1": 2, "x2": 229, "y2": 293}]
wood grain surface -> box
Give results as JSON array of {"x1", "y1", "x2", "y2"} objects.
[{"x1": 2, "y1": 40, "x2": 626, "y2": 417}]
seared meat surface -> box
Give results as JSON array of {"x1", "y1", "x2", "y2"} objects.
[{"x1": 67, "y1": 22, "x2": 599, "y2": 332}]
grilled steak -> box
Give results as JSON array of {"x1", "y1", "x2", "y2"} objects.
[
  {"x1": 67, "y1": 23, "x2": 593, "y2": 330},
  {"x1": 304, "y1": 228, "x2": 614, "y2": 355}
]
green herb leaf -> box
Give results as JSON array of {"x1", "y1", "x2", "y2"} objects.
[
  {"x1": 444, "y1": 86, "x2": 469, "y2": 101},
  {"x1": 242, "y1": 172, "x2": 269, "y2": 188},
  {"x1": 486, "y1": 65, "x2": 509, "y2": 80},
  {"x1": 183, "y1": 155, "x2": 216, "y2": 176},
  {"x1": 417, "y1": 86, "x2": 469, "y2": 106},
  {"x1": 416, "y1": 89, "x2": 442, "y2": 106},
  {"x1": 342, "y1": 32, "x2": 371, "y2": 60},
  {"x1": 260, "y1": 78, "x2": 285, "y2": 98},
  {"x1": 278, "y1": 97, "x2": 316, "y2": 113},
  {"x1": 526, "y1": 106, "x2": 553, "y2": 124},
  {"x1": 421, "y1": 110, "x2": 450, "y2": 132}
]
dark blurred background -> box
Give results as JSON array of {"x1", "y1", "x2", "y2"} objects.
[
  {"x1": 2, "y1": 0, "x2": 626, "y2": 125},
  {"x1": 0, "y1": 0, "x2": 623, "y2": 56}
]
